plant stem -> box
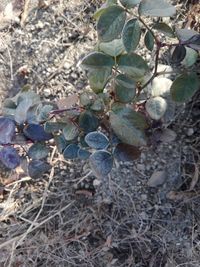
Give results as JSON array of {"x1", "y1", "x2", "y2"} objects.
[{"x1": 137, "y1": 16, "x2": 159, "y2": 44}]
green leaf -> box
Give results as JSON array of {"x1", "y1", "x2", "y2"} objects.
[
  {"x1": 144, "y1": 30, "x2": 154, "y2": 51},
  {"x1": 80, "y1": 91, "x2": 96, "y2": 107},
  {"x1": 118, "y1": 53, "x2": 149, "y2": 80},
  {"x1": 145, "y1": 96, "x2": 167, "y2": 120},
  {"x1": 122, "y1": 19, "x2": 141, "y2": 53},
  {"x1": 139, "y1": 0, "x2": 176, "y2": 17},
  {"x1": 85, "y1": 131, "x2": 109, "y2": 150},
  {"x1": 88, "y1": 68, "x2": 111, "y2": 93},
  {"x1": 63, "y1": 121, "x2": 79, "y2": 141},
  {"x1": 153, "y1": 22, "x2": 174, "y2": 37},
  {"x1": 77, "y1": 148, "x2": 91, "y2": 160},
  {"x1": 97, "y1": 5, "x2": 126, "y2": 42},
  {"x1": 99, "y1": 39, "x2": 125, "y2": 57},
  {"x1": 181, "y1": 47, "x2": 198, "y2": 67},
  {"x1": 79, "y1": 111, "x2": 99, "y2": 133},
  {"x1": 90, "y1": 150, "x2": 113, "y2": 177},
  {"x1": 170, "y1": 73, "x2": 200, "y2": 102},
  {"x1": 15, "y1": 98, "x2": 33, "y2": 124},
  {"x1": 54, "y1": 134, "x2": 68, "y2": 153},
  {"x1": 63, "y1": 144, "x2": 79, "y2": 159},
  {"x1": 110, "y1": 108, "x2": 147, "y2": 146},
  {"x1": 119, "y1": 0, "x2": 141, "y2": 9},
  {"x1": 44, "y1": 121, "x2": 66, "y2": 133},
  {"x1": 171, "y1": 45, "x2": 186, "y2": 64},
  {"x1": 93, "y1": 0, "x2": 118, "y2": 20},
  {"x1": 28, "y1": 143, "x2": 50, "y2": 160},
  {"x1": 115, "y1": 74, "x2": 136, "y2": 103},
  {"x1": 81, "y1": 52, "x2": 114, "y2": 71},
  {"x1": 28, "y1": 160, "x2": 50, "y2": 178},
  {"x1": 37, "y1": 104, "x2": 54, "y2": 122},
  {"x1": 90, "y1": 98, "x2": 105, "y2": 111}
]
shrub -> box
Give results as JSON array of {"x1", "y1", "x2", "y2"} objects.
[{"x1": 0, "y1": 0, "x2": 200, "y2": 179}]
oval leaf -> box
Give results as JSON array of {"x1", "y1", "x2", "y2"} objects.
[
  {"x1": 44, "y1": 121, "x2": 66, "y2": 133},
  {"x1": 85, "y1": 131, "x2": 109, "y2": 150},
  {"x1": 120, "y1": 0, "x2": 141, "y2": 8},
  {"x1": 122, "y1": 19, "x2": 141, "y2": 53},
  {"x1": 146, "y1": 96, "x2": 167, "y2": 120},
  {"x1": 63, "y1": 121, "x2": 79, "y2": 141},
  {"x1": 181, "y1": 47, "x2": 198, "y2": 67},
  {"x1": 28, "y1": 143, "x2": 50, "y2": 160},
  {"x1": 184, "y1": 34, "x2": 200, "y2": 50},
  {"x1": 115, "y1": 74, "x2": 136, "y2": 103},
  {"x1": 79, "y1": 111, "x2": 99, "y2": 133},
  {"x1": 81, "y1": 52, "x2": 114, "y2": 71},
  {"x1": 175, "y1": 28, "x2": 198, "y2": 42},
  {"x1": 144, "y1": 30, "x2": 154, "y2": 51},
  {"x1": 28, "y1": 160, "x2": 51, "y2": 178},
  {"x1": 54, "y1": 134, "x2": 68, "y2": 153},
  {"x1": 171, "y1": 45, "x2": 186, "y2": 64},
  {"x1": 63, "y1": 144, "x2": 79, "y2": 159},
  {"x1": 139, "y1": 0, "x2": 176, "y2": 17},
  {"x1": 90, "y1": 150, "x2": 113, "y2": 177},
  {"x1": 118, "y1": 53, "x2": 149, "y2": 80},
  {"x1": 153, "y1": 22, "x2": 174, "y2": 37},
  {"x1": 23, "y1": 124, "x2": 53, "y2": 141},
  {"x1": 77, "y1": 148, "x2": 91, "y2": 160},
  {"x1": 114, "y1": 143, "x2": 141, "y2": 161},
  {"x1": 170, "y1": 73, "x2": 200, "y2": 102},
  {"x1": 88, "y1": 68, "x2": 111, "y2": 93},
  {"x1": 97, "y1": 5, "x2": 126, "y2": 42},
  {"x1": 110, "y1": 108, "x2": 147, "y2": 146},
  {"x1": 0, "y1": 117, "x2": 15, "y2": 144},
  {"x1": 0, "y1": 146, "x2": 20, "y2": 169},
  {"x1": 99, "y1": 39, "x2": 125, "y2": 57}
]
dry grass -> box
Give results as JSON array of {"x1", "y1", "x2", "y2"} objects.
[{"x1": 0, "y1": 1, "x2": 200, "y2": 267}]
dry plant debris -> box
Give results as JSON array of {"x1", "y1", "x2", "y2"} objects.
[{"x1": 0, "y1": 0, "x2": 200, "y2": 266}]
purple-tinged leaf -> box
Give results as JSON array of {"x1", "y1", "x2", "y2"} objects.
[
  {"x1": 114, "y1": 143, "x2": 141, "y2": 161},
  {"x1": 0, "y1": 146, "x2": 20, "y2": 169},
  {"x1": 23, "y1": 124, "x2": 53, "y2": 141},
  {"x1": 63, "y1": 144, "x2": 79, "y2": 159},
  {"x1": 28, "y1": 160, "x2": 51, "y2": 178},
  {"x1": 85, "y1": 131, "x2": 109, "y2": 150},
  {"x1": 90, "y1": 150, "x2": 113, "y2": 177},
  {"x1": 0, "y1": 117, "x2": 15, "y2": 144},
  {"x1": 184, "y1": 34, "x2": 200, "y2": 50}
]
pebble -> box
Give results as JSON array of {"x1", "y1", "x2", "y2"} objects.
[
  {"x1": 44, "y1": 88, "x2": 51, "y2": 96},
  {"x1": 137, "y1": 164, "x2": 145, "y2": 171},
  {"x1": 187, "y1": 128, "x2": 194, "y2": 136}
]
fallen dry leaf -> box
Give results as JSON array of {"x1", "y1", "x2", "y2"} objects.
[
  {"x1": 147, "y1": 170, "x2": 167, "y2": 187},
  {"x1": 167, "y1": 190, "x2": 200, "y2": 201},
  {"x1": 160, "y1": 128, "x2": 177, "y2": 143},
  {"x1": 189, "y1": 162, "x2": 199, "y2": 191},
  {"x1": 56, "y1": 94, "x2": 79, "y2": 109}
]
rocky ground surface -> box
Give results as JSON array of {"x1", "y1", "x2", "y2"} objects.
[{"x1": 0, "y1": 0, "x2": 200, "y2": 266}]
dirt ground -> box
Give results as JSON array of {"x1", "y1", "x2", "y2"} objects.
[{"x1": 0, "y1": 0, "x2": 200, "y2": 266}]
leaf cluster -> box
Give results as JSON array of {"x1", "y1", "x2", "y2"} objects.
[{"x1": 0, "y1": 0, "x2": 200, "y2": 179}]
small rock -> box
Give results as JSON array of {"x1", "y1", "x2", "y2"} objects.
[
  {"x1": 36, "y1": 21, "x2": 45, "y2": 29},
  {"x1": 187, "y1": 128, "x2": 194, "y2": 136},
  {"x1": 147, "y1": 170, "x2": 167, "y2": 187},
  {"x1": 43, "y1": 88, "x2": 51, "y2": 97},
  {"x1": 137, "y1": 164, "x2": 145, "y2": 171}
]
